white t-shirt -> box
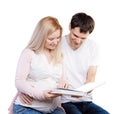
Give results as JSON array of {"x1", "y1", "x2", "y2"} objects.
[{"x1": 61, "y1": 36, "x2": 99, "y2": 103}]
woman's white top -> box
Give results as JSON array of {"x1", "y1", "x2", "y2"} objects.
[{"x1": 14, "y1": 49, "x2": 63, "y2": 112}]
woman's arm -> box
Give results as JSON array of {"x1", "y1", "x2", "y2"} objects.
[{"x1": 15, "y1": 49, "x2": 45, "y2": 100}]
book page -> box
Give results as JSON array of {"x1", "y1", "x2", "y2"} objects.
[
  {"x1": 51, "y1": 88, "x2": 87, "y2": 96},
  {"x1": 51, "y1": 82, "x2": 105, "y2": 96},
  {"x1": 75, "y1": 82, "x2": 105, "y2": 92}
]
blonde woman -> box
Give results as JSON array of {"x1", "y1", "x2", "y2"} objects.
[{"x1": 9, "y1": 16, "x2": 67, "y2": 114}]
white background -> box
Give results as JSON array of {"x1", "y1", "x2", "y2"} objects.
[{"x1": 0, "y1": 0, "x2": 120, "y2": 113}]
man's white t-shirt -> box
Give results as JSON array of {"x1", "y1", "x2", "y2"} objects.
[{"x1": 61, "y1": 36, "x2": 99, "y2": 103}]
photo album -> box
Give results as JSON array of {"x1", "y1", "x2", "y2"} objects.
[{"x1": 51, "y1": 82, "x2": 105, "y2": 97}]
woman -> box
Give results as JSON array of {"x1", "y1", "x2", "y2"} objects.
[{"x1": 9, "y1": 16, "x2": 67, "y2": 114}]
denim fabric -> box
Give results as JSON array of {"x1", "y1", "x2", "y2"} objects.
[
  {"x1": 13, "y1": 104, "x2": 65, "y2": 114},
  {"x1": 62, "y1": 102, "x2": 110, "y2": 114},
  {"x1": 52, "y1": 107, "x2": 65, "y2": 114}
]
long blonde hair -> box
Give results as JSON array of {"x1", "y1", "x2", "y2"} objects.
[{"x1": 26, "y1": 16, "x2": 63, "y2": 64}]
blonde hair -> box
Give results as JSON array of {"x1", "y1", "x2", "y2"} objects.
[{"x1": 26, "y1": 16, "x2": 63, "y2": 64}]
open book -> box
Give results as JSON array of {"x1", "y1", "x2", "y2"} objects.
[{"x1": 51, "y1": 82, "x2": 105, "y2": 97}]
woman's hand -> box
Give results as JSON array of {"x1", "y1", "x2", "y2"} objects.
[
  {"x1": 58, "y1": 79, "x2": 69, "y2": 89},
  {"x1": 43, "y1": 90, "x2": 62, "y2": 100}
]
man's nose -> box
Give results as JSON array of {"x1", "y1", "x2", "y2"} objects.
[{"x1": 75, "y1": 38, "x2": 81, "y2": 43}]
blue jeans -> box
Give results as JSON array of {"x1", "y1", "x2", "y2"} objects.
[
  {"x1": 62, "y1": 102, "x2": 110, "y2": 114},
  {"x1": 13, "y1": 104, "x2": 65, "y2": 114}
]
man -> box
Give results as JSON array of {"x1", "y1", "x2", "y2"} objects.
[{"x1": 61, "y1": 12, "x2": 109, "y2": 114}]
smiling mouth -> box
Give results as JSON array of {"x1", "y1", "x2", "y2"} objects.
[
  {"x1": 51, "y1": 44, "x2": 57, "y2": 47},
  {"x1": 74, "y1": 42, "x2": 79, "y2": 45}
]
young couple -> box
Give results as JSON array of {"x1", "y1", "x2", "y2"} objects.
[{"x1": 8, "y1": 12, "x2": 109, "y2": 114}]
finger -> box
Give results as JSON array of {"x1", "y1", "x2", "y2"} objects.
[
  {"x1": 60, "y1": 83, "x2": 68, "y2": 89},
  {"x1": 20, "y1": 96, "x2": 30, "y2": 104},
  {"x1": 20, "y1": 94, "x2": 32, "y2": 105},
  {"x1": 22, "y1": 97, "x2": 30, "y2": 104},
  {"x1": 64, "y1": 84, "x2": 68, "y2": 88},
  {"x1": 71, "y1": 95, "x2": 82, "y2": 98},
  {"x1": 23, "y1": 95, "x2": 33, "y2": 104},
  {"x1": 24, "y1": 94, "x2": 33, "y2": 101},
  {"x1": 50, "y1": 93, "x2": 62, "y2": 98}
]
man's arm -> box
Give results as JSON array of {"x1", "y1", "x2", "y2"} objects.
[
  {"x1": 86, "y1": 66, "x2": 98, "y2": 83},
  {"x1": 19, "y1": 92, "x2": 33, "y2": 105}
]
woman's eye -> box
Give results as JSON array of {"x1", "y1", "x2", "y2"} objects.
[
  {"x1": 48, "y1": 38, "x2": 54, "y2": 41},
  {"x1": 57, "y1": 37, "x2": 60, "y2": 39}
]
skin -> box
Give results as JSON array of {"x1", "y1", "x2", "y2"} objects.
[
  {"x1": 45, "y1": 29, "x2": 61, "y2": 50},
  {"x1": 67, "y1": 27, "x2": 89, "y2": 50},
  {"x1": 44, "y1": 29, "x2": 61, "y2": 63}
]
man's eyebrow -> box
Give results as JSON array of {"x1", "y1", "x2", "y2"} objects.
[
  {"x1": 73, "y1": 32, "x2": 79, "y2": 38},
  {"x1": 80, "y1": 37, "x2": 86, "y2": 39},
  {"x1": 73, "y1": 32, "x2": 86, "y2": 39}
]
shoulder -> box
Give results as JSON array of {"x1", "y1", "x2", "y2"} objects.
[
  {"x1": 85, "y1": 39, "x2": 98, "y2": 48},
  {"x1": 62, "y1": 35, "x2": 66, "y2": 39},
  {"x1": 62, "y1": 35, "x2": 67, "y2": 41},
  {"x1": 86, "y1": 39, "x2": 97, "y2": 45},
  {"x1": 20, "y1": 48, "x2": 35, "y2": 59},
  {"x1": 61, "y1": 35, "x2": 67, "y2": 46},
  {"x1": 22, "y1": 48, "x2": 34, "y2": 55}
]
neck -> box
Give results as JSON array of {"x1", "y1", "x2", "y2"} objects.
[{"x1": 44, "y1": 49, "x2": 53, "y2": 63}]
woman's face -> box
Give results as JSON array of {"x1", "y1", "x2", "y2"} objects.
[{"x1": 45, "y1": 29, "x2": 61, "y2": 50}]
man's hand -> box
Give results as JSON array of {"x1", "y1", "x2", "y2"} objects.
[{"x1": 19, "y1": 92, "x2": 33, "y2": 105}]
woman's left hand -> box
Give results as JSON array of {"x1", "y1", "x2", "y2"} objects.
[{"x1": 58, "y1": 79, "x2": 69, "y2": 89}]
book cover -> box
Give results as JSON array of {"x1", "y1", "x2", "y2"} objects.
[
  {"x1": 51, "y1": 82, "x2": 105, "y2": 96},
  {"x1": 51, "y1": 88, "x2": 87, "y2": 96}
]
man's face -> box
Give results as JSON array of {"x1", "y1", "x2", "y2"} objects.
[{"x1": 69, "y1": 27, "x2": 89, "y2": 49}]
